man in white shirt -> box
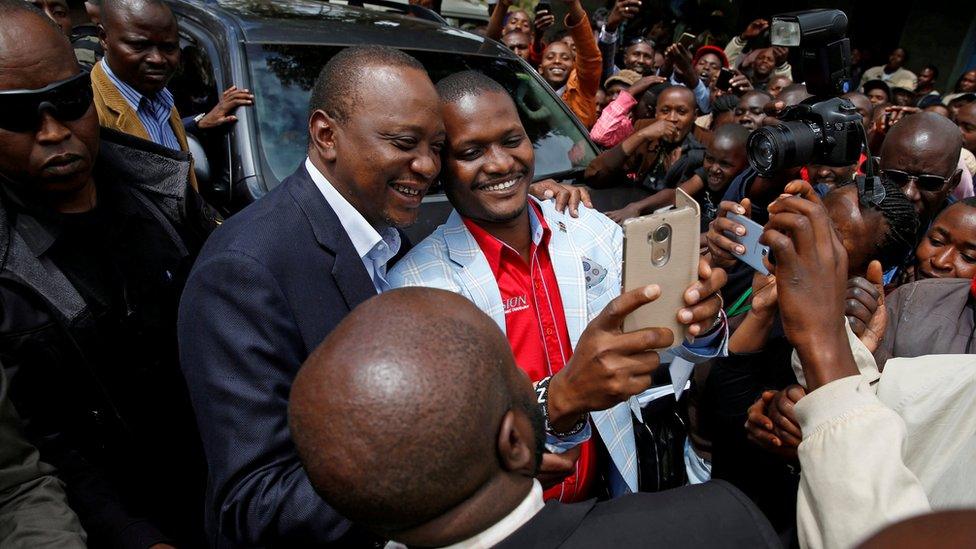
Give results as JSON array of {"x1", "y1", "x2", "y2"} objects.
[{"x1": 759, "y1": 181, "x2": 976, "y2": 549}]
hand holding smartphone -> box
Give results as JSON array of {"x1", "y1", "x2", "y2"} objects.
[
  {"x1": 715, "y1": 67, "x2": 735, "y2": 92},
  {"x1": 724, "y1": 213, "x2": 770, "y2": 275},
  {"x1": 534, "y1": 0, "x2": 551, "y2": 17},
  {"x1": 622, "y1": 189, "x2": 700, "y2": 344},
  {"x1": 677, "y1": 32, "x2": 696, "y2": 50}
]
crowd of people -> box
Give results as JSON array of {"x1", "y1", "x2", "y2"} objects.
[{"x1": 1, "y1": 0, "x2": 975, "y2": 547}]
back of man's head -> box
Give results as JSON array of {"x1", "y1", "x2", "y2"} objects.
[
  {"x1": 712, "y1": 122, "x2": 750, "y2": 149},
  {"x1": 289, "y1": 287, "x2": 542, "y2": 539},
  {"x1": 310, "y1": 45, "x2": 427, "y2": 122}
]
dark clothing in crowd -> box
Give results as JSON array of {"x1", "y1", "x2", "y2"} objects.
[
  {"x1": 703, "y1": 333, "x2": 800, "y2": 543},
  {"x1": 71, "y1": 24, "x2": 103, "y2": 71},
  {"x1": 875, "y1": 277, "x2": 976, "y2": 366},
  {"x1": 585, "y1": 119, "x2": 705, "y2": 193},
  {"x1": 0, "y1": 129, "x2": 219, "y2": 548},
  {"x1": 495, "y1": 480, "x2": 780, "y2": 548},
  {"x1": 178, "y1": 165, "x2": 381, "y2": 547}
]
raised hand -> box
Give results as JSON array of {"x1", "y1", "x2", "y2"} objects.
[
  {"x1": 705, "y1": 198, "x2": 752, "y2": 270},
  {"x1": 546, "y1": 285, "x2": 674, "y2": 430},
  {"x1": 760, "y1": 180, "x2": 859, "y2": 390}
]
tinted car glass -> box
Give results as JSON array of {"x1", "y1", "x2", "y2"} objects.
[{"x1": 245, "y1": 43, "x2": 597, "y2": 191}]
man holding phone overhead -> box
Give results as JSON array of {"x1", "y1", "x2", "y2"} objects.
[{"x1": 389, "y1": 71, "x2": 728, "y2": 500}]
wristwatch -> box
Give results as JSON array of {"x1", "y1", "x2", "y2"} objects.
[{"x1": 535, "y1": 376, "x2": 587, "y2": 437}]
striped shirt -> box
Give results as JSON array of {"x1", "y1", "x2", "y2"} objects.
[{"x1": 101, "y1": 60, "x2": 181, "y2": 151}]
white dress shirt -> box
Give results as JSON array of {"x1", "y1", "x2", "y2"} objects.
[
  {"x1": 386, "y1": 481, "x2": 544, "y2": 549},
  {"x1": 305, "y1": 158, "x2": 400, "y2": 293},
  {"x1": 793, "y1": 324, "x2": 976, "y2": 548}
]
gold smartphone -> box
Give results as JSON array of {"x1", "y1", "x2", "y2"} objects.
[{"x1": 621, "y1": 188, "x2": 700, "y2": 347}]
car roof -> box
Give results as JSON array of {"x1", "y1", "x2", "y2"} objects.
[{"x1": 190, "y1": 0, "x2": 504, "y2": 56}]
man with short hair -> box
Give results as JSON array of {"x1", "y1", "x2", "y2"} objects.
[
  {"x1": 860, "y1": 47, "x2": 917, "y2": 91},
  {"x1": 179, "y1": 45, "x2": 444, "y2": 546},
  {"x1": 916, "y1": 64, "x2": 939, "y2": 96},
  {"x1": 0, "y1": 1, "x2": 219, "y2": 545},
  {"x1": 502, "y1": 30, "x2": 531, "y2": 61},
  {"x1": 390, "y1": 72, "x2": 728, "y2": 499},
  {"x1": 288, "y1": 286, "x2": 778, "y2": 548},
  {"x1": 863, "y1": 79, "x2": 891, "y2": 107},
  {"x1": 93, "y1": 0, "x2": 254, "y2": 188},
  {"x1": 735, "y1": 89, "x2": 772, "y2": 130}
]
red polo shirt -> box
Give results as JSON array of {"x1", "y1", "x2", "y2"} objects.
[{"x1": 463, "y1": 202, "x2": 596, "y2": 502}]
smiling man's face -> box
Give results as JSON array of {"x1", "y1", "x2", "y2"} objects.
[{"x1": 440, "y1": 90, "x2": 534, "y2": 225}]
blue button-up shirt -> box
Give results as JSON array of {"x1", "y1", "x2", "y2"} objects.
[{"x1": 101, "y1": 60, "x2": 182, "y2": 151}]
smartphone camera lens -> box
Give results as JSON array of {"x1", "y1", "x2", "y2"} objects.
[{"x1": 653, "y1": 224, "x2": 671, "y2": 243}]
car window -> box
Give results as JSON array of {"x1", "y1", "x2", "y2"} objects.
[{"x1": 245, "y1": 43, "x2": 597, "y2": 192}]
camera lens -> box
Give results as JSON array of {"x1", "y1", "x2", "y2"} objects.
[
  {"x1": 747, "y1": 120, "x2": 821, "y2": 176},
  {"x1": 653, "y1": 224, "x2": 671, "y2": 242}
]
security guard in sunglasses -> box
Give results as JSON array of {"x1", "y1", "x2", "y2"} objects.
[{"x1": 0, "y1": 2, "x2": 219, "y2": 546}]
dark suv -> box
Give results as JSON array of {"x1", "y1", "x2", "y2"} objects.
[{"x1": 168, "y1": 0, "x2": 635, "y2": 242}]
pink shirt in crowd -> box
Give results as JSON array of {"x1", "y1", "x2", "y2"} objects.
[{"x1": 589, "y1": 90, "x2": 637, "y2": 149}]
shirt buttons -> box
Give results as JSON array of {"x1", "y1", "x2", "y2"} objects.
[{"x1": 545, "y1": 327, "x2": 553, "y2": 336}]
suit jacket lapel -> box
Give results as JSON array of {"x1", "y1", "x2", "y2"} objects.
[
  {"x1": 542, "y1": 202, "x2": 587, "y2": 350},
  {"x1": 442, "y1": 210, "x2": 506, "y2": 331},
  {"x1": 285, "y1": 166, "x2": 376, "y2": 311},
  {"x1": 91, "y1": 62, "x2": 151, "y2": 141}
]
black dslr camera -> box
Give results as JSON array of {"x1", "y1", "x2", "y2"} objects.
[
  {"x1": 747, "y1": 97, "x2": 862, "y2": 176},
  {"x1": 747, "y1": 9, "x2": 863, "y2": 176}
]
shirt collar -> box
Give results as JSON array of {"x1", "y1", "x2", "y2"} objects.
[
  {"x1": 100, "y1": 59, "x2": 174, "y2": 112},
  {"x1": 440, "y1": 481, "x2": 544, "y2": 549},
  {"x1": 304, "y1": 157, "x2": 398, "y2": 262},
  {"x1": 461, "y1": 200, "x2": 551, "y2": 273}
]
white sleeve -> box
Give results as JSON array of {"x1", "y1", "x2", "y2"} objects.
[{"x1": 794, "y1": 360, "x2": 931, "y2": 549}]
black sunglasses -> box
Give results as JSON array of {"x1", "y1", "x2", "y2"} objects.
[
  {"x1": 881, "y1": 168, "x2": 954, "y2": 193},
  {"x1": 0, "y1": 72, "x2": 93, "y2": 133}
]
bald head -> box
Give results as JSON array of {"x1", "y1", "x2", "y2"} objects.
[
  {"x1": 880, "y1": 112, "x2": 962, "y2": 223},
  {"x1": 289, "y1": 288, "x2": 542, "y2": 539}
]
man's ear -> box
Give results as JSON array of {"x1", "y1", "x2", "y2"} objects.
[
  {"x1": 948, "y1": 168, "x2": 962, "y2": 194},
  {"x1": 98, "y1": 23, "x2": 107, "y2": 50},
  {"x1": 309, "y1": 110, "x2": 339, "y2": 163},
  {"x1": 497, "y1": 409, "x2": 537, "y2": 477}
]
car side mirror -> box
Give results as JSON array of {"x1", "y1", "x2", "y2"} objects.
[{"x1": 186, "y1": 133, "x2": 211, "y2": 189}]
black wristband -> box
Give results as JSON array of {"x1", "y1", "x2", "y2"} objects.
[{"x1": 535, "y1": 376, "x2": 587, "y2": 437}]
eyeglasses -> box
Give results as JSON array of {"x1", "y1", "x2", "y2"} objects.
[
  {"x1": 0, "y1": 72, "x2": 93, "y2": 133},
  {"x1": 881, "y1": 168, "x2": 953, "y2": 193}
]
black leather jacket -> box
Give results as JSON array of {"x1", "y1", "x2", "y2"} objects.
[{"x1": 0, "y1": 128, "x2": 220, "y2": 548}]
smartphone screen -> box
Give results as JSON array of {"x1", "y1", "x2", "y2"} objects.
[
  {"x1": 535, "y1": 1, "x2": 551, "y2": 16},
  {"x1": 725, "y1": 213, "x2": 770, "y2": 275},
  {"x1": 678, "y1": 32, "x2": 696, "y2": 49},
  {"x1": 716, "y1": 68, "x2": 734, "y2": 91}
]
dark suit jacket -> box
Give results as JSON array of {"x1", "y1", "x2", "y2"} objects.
[
  {"x1": 496, "y1": 480, "x2": 781, "y2": 548},
  {"x1": 177, "y1": 166, "x2": 377, "y2": 547}
]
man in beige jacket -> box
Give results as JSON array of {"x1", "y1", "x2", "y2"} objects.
[{"x1": 761, "y1": 181, "x2": 976, "y2": 549}]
